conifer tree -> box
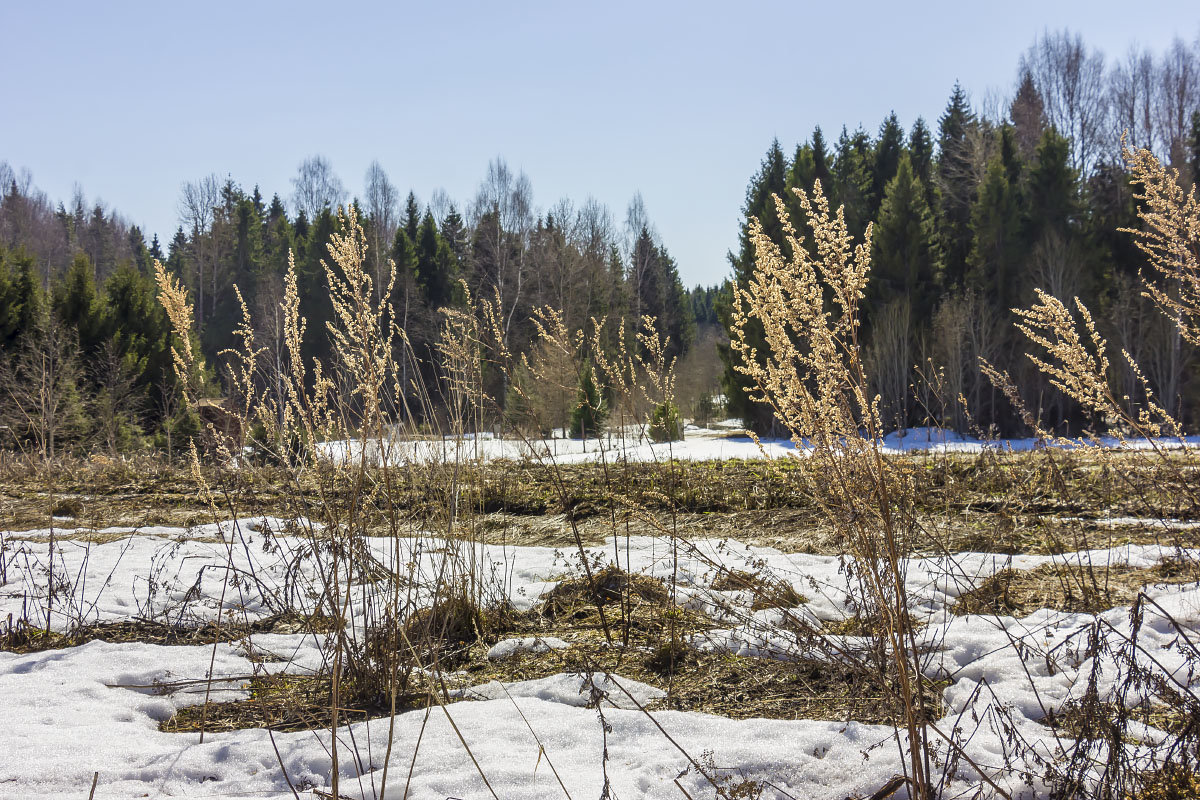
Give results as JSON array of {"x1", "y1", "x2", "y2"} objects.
[
  {"x1": 53, "y1": 253, "x2": 107, "y2": 355},
  {"x1": 9, "y1": 250, "x2": 43, "y2": 351},
  {"x1": 938, "y1": 83, "x2": 980, "y2": 287},
  {"x1": 810, "y1": 126, "x2": 832, "y2": 188},
  {"x1": 908, "y1": 118, "x2": 937, "y2": 210},
  {"x1": 872, "y1": 112, "x2": 906, "y2": 218},
  {"x1": 968, "y1": 155, "x2": 1025, "y2": 313},
  {"x1": 1010, "y1": 69, "x2": 1046, "y2": 159},
  {"x1": 832, "y1": 126, "x2": 876, "y2": 238},
  {"x1": 1190, "y1": 110, "x2": 1200, "y2": 189},
  {"x1": 415, "y1": 211, "x2": 456, "y2": 309},
  {"x1": 718, "y1": 141, "x2": 787, "y2": 433},
  {"x1": 402, "y1": 192, "x2": 420, "y2": 241},
  {"x1": 569, "y1": 362, "x2": 606, "y2": 439},
  {"x1": 871, "y1": 153, "x2": 942, "y2": 323}
]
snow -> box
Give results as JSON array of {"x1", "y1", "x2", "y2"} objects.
[
  {"x1": 453, "y1": 672, "x2": 665, "y2": 709},
  {"x1": 314, "y1": 423, "x2": 1200, "y2": 466},
  {"x1": 485, "y1": 636, "x2": 569, "y2": 660},
  {"x1": 3, "y1": 517, "x2": 1200, "y2": 798}
]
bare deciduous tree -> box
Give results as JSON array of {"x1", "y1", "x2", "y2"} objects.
[
  {"x1": 1155, "y1": 37, "x2": 1200, "y2": 168},
  {"x1": 291, "y1": 155, "x2": 346, "y2": 221},
  {"x1": 363, "y1": 161, "x2": 398, "y2": 297},
  {"x1": 470, "y1": 157, "x2": 533, "y2": 351},
  {"x1": 866, "y1": 297, "x2": 912, "y2": 432},
  {"x1": 1109, "y1": 46, "x2": 1160, "y2": 154},
  {"x1": 178, "y1": 174, "x2": 220, "y2": 323},
  {"x1": 1022, "y1": 30, "x2": 1109, "y2": 175}
]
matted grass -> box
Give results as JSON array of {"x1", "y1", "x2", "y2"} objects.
[{"x1": 953, "y1": 560, "x2": 1200, "y2": 617}]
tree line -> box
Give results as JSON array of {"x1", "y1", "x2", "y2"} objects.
[
  {"x1": 0, "y1": 154, "x2": 708, "y2": 456},
  {"x1": 722, "y1": 29, "x2": 1200, "y2": 437}
]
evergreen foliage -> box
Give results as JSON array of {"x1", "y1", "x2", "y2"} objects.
[{"x1": 569, "y1": 363, "x2": 607, "y2": 439}]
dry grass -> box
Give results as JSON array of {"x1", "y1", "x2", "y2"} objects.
[
  {"x1": 953, "y1": 560, "x2": 1200, "y2": 617},
  {"x1": 0, "y1": 611, "x2": 334, "y2": 654},
  {"x1": 158, "y1": 580, "x2": 943, "y2": 733}
]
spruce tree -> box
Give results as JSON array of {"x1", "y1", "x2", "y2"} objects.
[
  {"x1": 53, "y1": 253, "x2": 107, "y2": 355},
  {"x1": 871, "y1": 153, "x2": 941, "y2": 324},
  {"x1": 1190, "y1": 110, "x2": 1200, "y2": 189},
  {"x1": 872, "y1": 112, "x2": 906, "y2": 218},
  {"x1": 718, "y1": 141, "x2": 787, "y2": 434},
  {"x1": 402, "y1": 192, "x2": 420, "y2": 241},
  {"x1": 832, "y1": 126, "x2": 875, "y2": 238},
  {"x1": 967, "y1": 155, "x2": 1025, "y2": 313},
  {"x1": 810, "y1": 126, "x2": 832, "y2": 188},
  {"x1": 415, "y1": 211, "x2": 455, "y2": 309},
  {"x1": 1010, "y1": 70, "x2": 1046, "y2": 159},
  {"x1": 938, "y1": 82, "x2": 979, "y2": 288},
  {"x1": 10, "y1": 250, "x2": 43, "y2": 351},
  {"x1": 569, "y1": 362, "x2": 607, "y2": 439},
  {"x1": 638, "y1": 241, "x2": 695, "y2": 362},
  {"x1": 0, "y1": 249, "x2": 17, "y2": 349},
  {"x1": 908, "y1": 118, "x2": 937, "y2": 211}
]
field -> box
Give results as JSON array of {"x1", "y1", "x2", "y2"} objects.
[{"x1": 3, "y1": 436, "x2": 1200, "y2": 800}]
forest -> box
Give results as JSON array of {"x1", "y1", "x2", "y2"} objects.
[{"x1": 1, "y1": 29, "x2": 1199, "y2": 456}]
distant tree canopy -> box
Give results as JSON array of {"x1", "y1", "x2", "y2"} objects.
[
  {"x1": 0, "y1": 155, "x2": 699, "y2": 454},
  {"x1": 722, "y1": 30, "x2": 1200, "y2": 436}
]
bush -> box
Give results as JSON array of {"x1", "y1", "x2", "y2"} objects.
[{"x1": 649, "y1": 401, "x2": 683, "y2": 442}]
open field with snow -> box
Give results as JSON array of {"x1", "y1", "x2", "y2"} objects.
[
  {"x1": 315, "y1": 421, "x2": 1200, "y2": 467},
  {"x1": 3, "y1": 446, "x2": 1200, "y2": 799}
]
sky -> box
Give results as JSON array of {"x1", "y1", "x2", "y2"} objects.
[{"x1": 1, "y1": 1, "x2": 1196, "y2": 287}]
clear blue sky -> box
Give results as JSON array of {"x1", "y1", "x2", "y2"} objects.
[{"x1": 1, "y1": 1, "x2": 1195, "y2": 286}]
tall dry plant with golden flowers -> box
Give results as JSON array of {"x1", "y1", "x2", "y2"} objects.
[
  {"x1": 728, "y1": 181, "x2": 936, "y2": 798},
  {"x1": 1001, "y1": 142, "x2": 1200, "y2": 797}
]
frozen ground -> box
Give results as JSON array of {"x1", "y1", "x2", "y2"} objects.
[
  {"x1": 316, "y1": 422, "x2": 1200, "y2": 466},
  {"x1": 2, "y1": 517, "x2": 1199, "y2": 798}
]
